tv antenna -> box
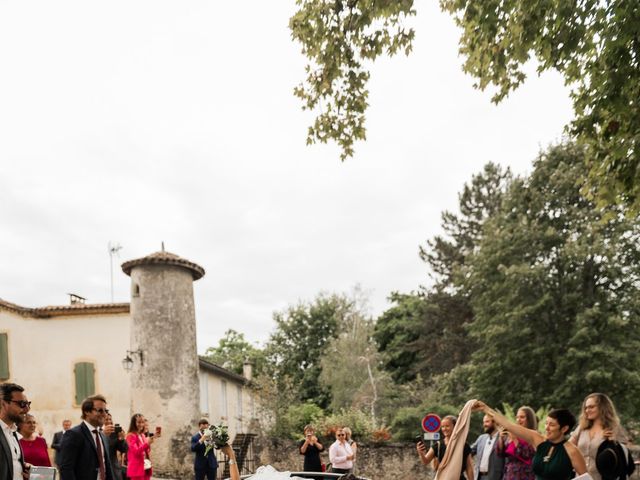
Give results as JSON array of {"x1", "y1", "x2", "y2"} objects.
[{"x1": 108, "y1": 242, "x2": 123, "y2": 302}]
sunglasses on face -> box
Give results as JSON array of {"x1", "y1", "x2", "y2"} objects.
[
  {"x1": 9, "y1": 400, "x2": 31, "y2": 409},
  {"x1": 337, "y1": 433, "x2": 345, "y2": 437}
]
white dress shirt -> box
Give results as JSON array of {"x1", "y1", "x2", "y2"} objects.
[
  {"x1": 479, "y1": 432, "x2": 497, "y2": 474},
  {"x1": 329, "y1": 439, "x2": 353, "y2": 470},
  {"x1": 83, "y1": 420, "x2": 106, "y2": 480}
]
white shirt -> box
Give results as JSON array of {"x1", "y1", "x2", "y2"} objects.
[
  {"x1": 0, "y1": 418, "x2": 23, "y2": 480},
  {"x1": 83, "y1": 420, "x2": 106, "y2": 480},
  {"x1": 329, "y1": 440, "x2": 353, "y2": 470},
  {"x1": 479, "y1": 432, "x2": 497, "y2": 473}
]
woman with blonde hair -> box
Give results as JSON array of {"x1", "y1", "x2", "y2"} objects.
[
  {"x1": 570, "y1": 393, "x2": 624, "y2": 480},
  {"x1": 343, "y1": 427, "x2": 357, "y2": 468},
  {"x1": 416, "y1": 414, "x2": 474, "y2": 480}
]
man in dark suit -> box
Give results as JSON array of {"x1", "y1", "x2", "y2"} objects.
[
  {"x1": 59, "y1": 394, "x2": 114, "y2": 480},
  {"x1": 51, "y1": 419, "x2": 72, "y2": 467},
  {"x1": 191, "y1": 418, "x2": 218, "y2": 480},
  {"x1": 0, "y1": 382, "x2": 30, "y2": 480}
]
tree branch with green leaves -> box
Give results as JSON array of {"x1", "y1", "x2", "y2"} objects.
[{"x1": 290, "y1": 0, "x2": 415, "y2": 160}]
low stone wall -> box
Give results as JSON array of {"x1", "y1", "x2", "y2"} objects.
[{"x1": 255, "y1": 438, "x2": 429, "y2": 480}]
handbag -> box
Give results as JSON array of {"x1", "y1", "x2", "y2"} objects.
[{"x1": 143, "y1": 458, "x2": 152, "y2": 470}]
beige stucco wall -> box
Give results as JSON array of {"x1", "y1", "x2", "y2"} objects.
[
  {"x1": 199, "y1": 369, "x2": 255, "y2": 439},
  {"x1": 0, "y1": 308, "x2": 131, "y2": 444},
  {"x1": 0, "y1": 306, "x2": 258, "y2": 459}
]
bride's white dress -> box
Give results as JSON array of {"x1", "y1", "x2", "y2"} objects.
[{"x1": 248, "y1": 465, "x2": 307, "y2": 480}]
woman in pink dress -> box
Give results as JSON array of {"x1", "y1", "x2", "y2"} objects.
[
  {"x1": 496, "y1": 406, "x2": 537, "y2": 480},
  {"x1": 18, "y1": 414, "x2": 52, "y2": 467},
  {"x1": 126, "y1": 414, "x2": 160, "y2": 480}
]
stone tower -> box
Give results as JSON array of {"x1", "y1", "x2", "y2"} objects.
[{"x1": 121, "y1": 249, "x2": 205, "y2": 477}]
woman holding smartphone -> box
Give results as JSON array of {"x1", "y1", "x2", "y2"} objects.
[
  {"x1": 299, "y1": 424, "x2": 324, "y2": 478},
  {"x1": 416, "y1": 415, "x2": 474, "y2": 480},
  {"x1": 126, "y1": 413, "x2": 161, "y2": 480}
]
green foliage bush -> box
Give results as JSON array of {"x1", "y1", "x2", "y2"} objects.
[
  {"x1": 278, "y1": 402, "x2": 325, "y2": 440},
  {"x1": 316, "y1": 408, "x2": 375, "y2": 441}
]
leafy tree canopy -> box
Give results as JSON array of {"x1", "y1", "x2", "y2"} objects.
[
  {"x1": 289, "y1": 0, "x2": 415, "y2": 160},
  {"x1": 203, "y1": 329, "x2": 265, "y2": 376},
  {"x1": 461, "y1": 142, "x2": 640, "y2": 416},
  {"x1": 291, "y1": 0, "x2": 640, "y2": 209},
  {"x1": 375, "y1": 162, "x2": 508, "y2": 384},
  {"x1": 265, "y1": 291, "x2": 358, "y2": 408},
  {"x1": 441, "y1": 0, "x2": 640, "y2": 209}
]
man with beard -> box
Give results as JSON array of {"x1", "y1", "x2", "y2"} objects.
[
  {"x1": 0, "y1": 382, "x2": 31, "y2": 480},
  {"x1": 472, "y1": 414, "x2": 504, "y2": 480}
]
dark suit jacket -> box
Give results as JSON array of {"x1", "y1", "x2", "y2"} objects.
[
  {"x1": 1, "y1": 427, "x2": 25, "y2": 480},
  {"x1": 191, "y1": 432, "x2": 218, "y2": 471},
  {"x1": 52, "y1": 430, "x2": 65, "y2": 465},
  {"x1": 0, "y1": 428, "x2": 14, "y2": 480},
  {"x1": 59, "y1": 423, "x2": 114, "y2": 480}
]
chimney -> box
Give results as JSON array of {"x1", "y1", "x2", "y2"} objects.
[{"x1": 242, "y1": 359, "x2": 253, "y2": 382}]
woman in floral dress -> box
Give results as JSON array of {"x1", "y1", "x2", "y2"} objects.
[{"x1": 496, "y1": 406, "x2": 538, "y2": 480}]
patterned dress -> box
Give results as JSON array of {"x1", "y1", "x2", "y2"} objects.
[{"x1": 497, "y1": 437, "x2": 536, "y2": 480}]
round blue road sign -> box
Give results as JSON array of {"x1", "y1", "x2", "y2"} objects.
[{"x1": 422, "y1": 413, "x2": 441, "y2": 433}]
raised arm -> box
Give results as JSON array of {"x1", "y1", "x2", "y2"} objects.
[
  {"x1": 312, "y1": 435, "x2": 323, "y2": 451},
  {"x1": 473, "y1": 401, "x2": 545, "y2": 448},
  {"x1": 221, "y1": 445, "x2": 240, "y2": 480}
]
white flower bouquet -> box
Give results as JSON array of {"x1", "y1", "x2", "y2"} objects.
[{"x1": 202, "y1": 423, "x2": 230, "y2": 456}]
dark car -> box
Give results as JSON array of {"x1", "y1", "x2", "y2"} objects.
[{"x1": 224, "y1": 473, "x2": 370, "y2": 480}]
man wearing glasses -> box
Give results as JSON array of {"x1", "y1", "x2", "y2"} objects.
[
  {"x1": 59, "y1": 394, "x2": 114, "y2": 480},
  {"x1": 0, "y1": 382, "x2": 31, "y2": 480},
  {"x1": 329, "y1": 428, "x2": 354, "y2": 474}
]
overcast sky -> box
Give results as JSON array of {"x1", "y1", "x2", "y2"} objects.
[{"x1": 0, "y1": 1, "x2": 573, "y2": 352}]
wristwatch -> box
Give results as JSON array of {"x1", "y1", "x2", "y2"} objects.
[{"x1": 228, "y1": 459, "x2": 236, "y2": 465}]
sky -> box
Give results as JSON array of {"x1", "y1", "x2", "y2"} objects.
[{"x1": 0, "y1": 1, "x2": 573, "y2": 352}]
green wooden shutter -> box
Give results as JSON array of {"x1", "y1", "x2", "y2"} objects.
[
  {"x1": 0, "y1": 333, "x2": 9, "y2": 380},
  {"x1": 74, "y1": 362, "x2": 96, "y2": 405}
]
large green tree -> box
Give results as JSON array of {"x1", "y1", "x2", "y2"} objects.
[
  {"x1": 374, "y1": 162, "x2": 509, "y2": 383},
  {"x1": 264, "y1": 292, "x2": 356, "y2": 408},
  {"x1": 462, "y1": 142, "x2": 640, "y2": 415},
  {"x1": 291, "y1": 1, "x2": 640, "y2": 209},
  {"x1": 421, "y1": 162, "x2": 512, "y2": 284}
]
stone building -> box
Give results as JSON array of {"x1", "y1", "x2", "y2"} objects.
[{"x1": 0, "y1": 249, "x2": 257, "y2": 478}]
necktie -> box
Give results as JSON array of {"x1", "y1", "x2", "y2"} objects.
[
  {"x1": 12, "y1": 431, "x2": 26, "y2": 474},
  {"x1": 93, "y1": 429, "x2": 106, "y2": 480}
]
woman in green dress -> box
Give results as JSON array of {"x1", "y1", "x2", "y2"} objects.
[{"x1": 473, "y1": 401, "x2": 587, "y2": 480}]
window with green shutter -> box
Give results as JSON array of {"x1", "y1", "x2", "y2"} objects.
[
  {"x1": 74, "y1": 362, "x2": 95, "y2": 405},
  {"x1": 0, "y1": 333, "x2": 9, "y2": 380}
]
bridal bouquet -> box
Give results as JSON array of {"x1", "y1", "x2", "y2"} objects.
[{"x1": 203, "y1": 423, "x2": 230, "y2": 456}]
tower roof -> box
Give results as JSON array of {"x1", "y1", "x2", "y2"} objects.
[{"x1": 121, "y1": 250, "x2": 205, "y2": 280}]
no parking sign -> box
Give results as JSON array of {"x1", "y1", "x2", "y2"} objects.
[{"x1": 421, "y1": 413, "x2": 441, "y2": 441}]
